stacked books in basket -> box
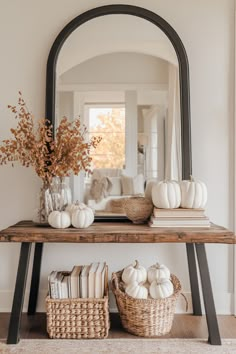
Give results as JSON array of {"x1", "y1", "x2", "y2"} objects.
[
  {"x1": 46, "y1": 262, "x2": 109, "y2": 339},
  {"x1": 149, "y1": 208, "x2": 210, "y2": 228},
  {"x1": 48, "y1": 261, "x2": 107, "y2": 299}
]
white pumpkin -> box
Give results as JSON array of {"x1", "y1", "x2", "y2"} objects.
[
  {"x1": 125, "y1": 281, "x2": 148, "y2": 299},
  {"x1": 71, "y1": 204, "x2": 94, "y2": 228},
  {"x1": 149, "y1": 278, "x2": 174, "y2": 299},
  {"x1": 122, "y1": 260, "x2": 147, "y2": 284},
  {"x1": 180, "y1": 176, "x2": 207, "y2": 209},
  {"x1": 48, "y1": 210, "x2": 71, "y2": 229},
  {"x1": 152, "y1": 180, "x2": 181, "y2": 209},
  {"x1": 65, "y1": 201, "x2": 87, "y2": 216},
  {"x1": 147, "y1": 263, "x2": 170, "y2": 283}
]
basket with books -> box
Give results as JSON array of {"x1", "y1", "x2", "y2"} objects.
[
  {"x1": 111, "y1": 270, "x2": 181, "y2": 337},
  {"x1": 46, "y1": 262, "x2": 109, "y2": 339}
]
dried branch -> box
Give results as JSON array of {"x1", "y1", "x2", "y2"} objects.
[{"x1": 0, "y1": 92, "x2": 101, "y2": 185}]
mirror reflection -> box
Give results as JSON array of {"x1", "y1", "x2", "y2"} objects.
[{"x1": 55, "y1": 14, "x2": 181, "y2": 216}]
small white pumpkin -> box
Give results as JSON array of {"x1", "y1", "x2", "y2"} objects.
[
  {"x1": 149, "y1": 278, "x2": 174, "y2": 299},
  {"x1": 147, "y1": 263, "x2": 170, "y2": 283},
  {"x1": 71, "y1": 204, "x2": 94, "y2": 228},
  {"x1": 152, "y1": 180, "x2": 181, "y2": 209},
  {"x1": 125, "y1": 281, "x2": 148, "y2": 299},
  {"x1": 65, "y1": 201, "x2": 87, "y2": 216},
  {"x1": 180, "y1": 176, "x2": 207, "y2": 209},
  {"x1": 122, "y1": 260, "x2": 147, "y2": 284},
  {"x1": 48, "y1": 210, "x2": 71, "y2": 229}
]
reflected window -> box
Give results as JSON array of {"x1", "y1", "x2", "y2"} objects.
[{"x1": 86, "y1": 106, "x2": 126, "y2": 169}]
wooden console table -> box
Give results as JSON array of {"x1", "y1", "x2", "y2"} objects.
[{"x1": 0, "y1": 220, "x2": 235, "y2": 345}]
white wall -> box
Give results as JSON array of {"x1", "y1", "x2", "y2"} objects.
[
  {"x1": 60, "y1": 52, "x2": 169, "y2": 84},
  {"x1": 0, "y1": 0, "x2": 234, "y2": 314}
]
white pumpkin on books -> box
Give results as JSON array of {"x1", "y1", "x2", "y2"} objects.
[
  {"x1": 152, "y1": 180, "x2": 181, "y2": 209},
  {"x1": 180, "y1": 176, "x2": 207, "y2": 209}
]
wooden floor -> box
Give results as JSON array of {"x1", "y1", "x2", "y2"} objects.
[{"x1": 0, "y1": 313, "x2": 235, "y2": 339}]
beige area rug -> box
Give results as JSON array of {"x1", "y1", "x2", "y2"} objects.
[{"x1": 0, "y1": 339, "x2": 236, "y2": 354}]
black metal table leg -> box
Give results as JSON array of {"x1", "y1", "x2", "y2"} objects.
[
  {"x1": 7, "y1": 242, "x2": 32, "y2": 344},
  {"x1": 186, "y1": 243, "x2": 202, "y2": 315},
  {"x1": 27, "y1": 243, "x2": 44, "y2": 315},
  {"x1": 195, "y1": 243, "x2": 221, "y2": 345}
]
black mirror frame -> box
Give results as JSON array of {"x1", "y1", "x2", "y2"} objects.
[{"x1": 46, "y1": 4, "x2": 192, "y2": 181}]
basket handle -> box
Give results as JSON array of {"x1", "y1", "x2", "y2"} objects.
[
  {"x1": 111, "y1": 272, "x2": 120, "y2": 293},
  {"x1": 180, "y1": 292, "x2": 188, "y2": 312}
]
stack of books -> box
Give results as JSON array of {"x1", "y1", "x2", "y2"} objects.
[
  {"x1": 48, "y1": 261, "x2": 107, "y2": 299},
  {"x1": 149, "y1": 208, "x2": 210, "y2": 228}
]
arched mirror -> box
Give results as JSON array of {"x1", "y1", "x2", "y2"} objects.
[{"x1": 46, "y1": 5, "x2": 192, "y2": 219}]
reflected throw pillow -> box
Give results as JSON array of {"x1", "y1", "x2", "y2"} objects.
[
  {"x1": 90, "y1": 176, "x2": 112, "y2": 202},
  {"x1": 121, "y1": 174, "x2": 144, "y2": 195},
  {"x1": 109, "y1": 177, "x2": 122, "y2": 196}
]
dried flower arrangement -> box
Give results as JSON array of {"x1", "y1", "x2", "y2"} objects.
[{"x1": 0, "y1": 92, "x2": 101, "y2": 186}]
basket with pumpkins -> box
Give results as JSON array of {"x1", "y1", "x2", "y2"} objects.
[{"x1": 111, "y1": 260, "x2": 182, "y2": 337}]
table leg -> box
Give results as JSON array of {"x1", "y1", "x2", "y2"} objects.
[
  {"x1": 195, "y1": 243, "x2": 221, "y2": 345},
  {"x1": 27, "y1": 243, "x2": 44, "y2": 315},
  {"x1": 186, "y1": 243, "x2": 202, "y2": 315},
  {"x1": 7, "y1": 242, "x2": 32, "y2": 344}
]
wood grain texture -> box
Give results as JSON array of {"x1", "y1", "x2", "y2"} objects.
[{"x1": 0, "y1": 220, "x2": 235, "y2": 244}]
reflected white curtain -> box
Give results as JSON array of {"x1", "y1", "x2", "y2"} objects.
[
  {"x1": 141, "y1": 105, "x2": 165, "y2": 181},
  {"x1": 165, "y1": 63, "x2": 182, "y2": 180}
]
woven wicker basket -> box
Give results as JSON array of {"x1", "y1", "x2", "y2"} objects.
[
  {"x1": 46, "y1": 268, "x2": 109, "y2": 339},
  {"x1": 111, "y1": 271, "x2": 181, "y2": 337},
  {"x1": 108, "y1": 198, "x2": 126, "y2": 214},
  {"x1": 124, "y1": 197, "x2": 153, "y2": 224}
]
